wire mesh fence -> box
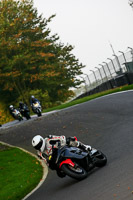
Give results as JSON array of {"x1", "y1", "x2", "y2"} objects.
[{"x1": 76, "y1": 48, "x2": 133, "y2": 96}]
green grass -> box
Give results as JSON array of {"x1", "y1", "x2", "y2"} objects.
[
  {"x1": 43, "y1": 84, "x2": 133, "y2": 113},
  {"x1": 0, "y1": 143, "x2": 43, "y2": 200},
  {"x1": 0, "y1": 84, "x2": 133, "y2": 199}
]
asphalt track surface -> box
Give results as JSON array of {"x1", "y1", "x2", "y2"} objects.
[{"x1": 1, "y1": 91, "x2": 133, "y2": 200}]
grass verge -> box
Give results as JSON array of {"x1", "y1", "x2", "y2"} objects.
[
  {"x1": 0, "y1": 143, "x2": 43, "y2": 200},
  {"x1": 43, "y1": 84, "x2": 133, "y2": 113}
]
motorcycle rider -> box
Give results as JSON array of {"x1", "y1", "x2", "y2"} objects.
[
  {"x1": 30, "y1": 95, "x2": 42, "y2": 116},
  {"x1": 9, "y1": 105, "x2": 16, "y2": 118},
  {"x1": 30, "y1": 95, "x2": 40, "y2": 105},
  {"x1": 19, "y1": 101, "x2": 25, "y2": 110},
  {"x1": 32, "y1": 135, "x2": 92, "y2": 163},
  {"x1": 19, "y1": 101, "x2": 31, "y2": 119},
  {"x1": 9, "y1": 105, "x2": 23, "y2": 120}
]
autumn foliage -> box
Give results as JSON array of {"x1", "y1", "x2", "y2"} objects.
[{"x1": 0, "y1": 0, "x2": 85, "y2": 123}]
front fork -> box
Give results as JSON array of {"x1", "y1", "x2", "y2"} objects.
[
  {"x1": 59, "y1": 159, "x2": 75, "y2": 169},
  {"x1": 89, "y1": 148, "x2": 100, "y2": 164}
]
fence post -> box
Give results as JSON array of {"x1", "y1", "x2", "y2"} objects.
[
  {"x1": 118, "y1": 51, "x2": 127, "y2": 63},
  {"x1": 128, "y1": 47, "x2": 133, "y2": 61},
  {"x1": 103, "y1": 62, "x2": 113, "y2": 79},
  {"x1": 113, "y1": 54, "x2": 122, "y2": 73},
  {"x1": 90, "y1": 70, "x2": 98, "y2": 87},
  {"x1": 80, "y1": 76, "x2": 88, "y2": 93},
  {"x1": 95, "y1": 67, "x2": 103, "y2": 83},
  {"x1": 99, "y1": 64, "x2": 110, "y2": 89},
  {"x1": 83, "y1": 73, "x2": 92, "y2": 88},
  {"x1": 107, "y1": 58, "x2": 117, "y2": 73}
]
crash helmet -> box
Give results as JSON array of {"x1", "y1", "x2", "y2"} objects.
[
  {"x1": 9, "y1": 105, "x2": 14, "y2": 110},
  {"x1": 32, "y1": 135, "x2": 45, "y2": 152},
  {"x1": 19, "y1": 101, "x2": 23, "y2": 106},
  {"x1": 31, "y1": 95, "x2": 35, "y2": 99}
]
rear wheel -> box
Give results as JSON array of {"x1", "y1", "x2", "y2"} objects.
[
  {"x1": 94, "y1": 150, "x2": 107, "y2": 167},
  {"x1": 61, "y1": 164, "x2": 87, "y2": 180}
]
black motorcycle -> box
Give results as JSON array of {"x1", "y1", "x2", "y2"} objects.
[
  {"x1": 19, "y1": 104, "x2": 31, "y2": 120},
  {"x1": 47, "y1": 145, "x2": 107, "y2": 180}
]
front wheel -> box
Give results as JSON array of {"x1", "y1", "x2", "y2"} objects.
[
  {"x1": 93, "y1": 150, "x2": 107, "y2": 167},
  {"x1": 37, "y1": 110, "x2": 42, "y2": 117},
  {"x1": 18, "y1": 117, "x2": 23, "y2": 121},
  {"x1": 61, "y1": 164, "x2": 87, "y2": 180},
  {"x1": 25, "y1": 113, "x2": 31, "y2": 120}
]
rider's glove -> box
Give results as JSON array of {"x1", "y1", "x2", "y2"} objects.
[
  {"x1": 84, "y1": 145, "x2": 92, "y2": 151},
  {"x1": 78, "y1": 143, "x2": 92, "y2": 152}
]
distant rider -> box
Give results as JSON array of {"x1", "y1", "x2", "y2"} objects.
[
  {"x1": 19, "y1": 101, "x2": 29, "y2": 111},
  {"x1": 9, "y1": 105, "x2": 16, "y2": 118},
  {"x1": 19, "y1": 101, "x2": 31, "y2": 119},
  {"x1": 19, "y1": 102, "x2": 25, "y2": 110},
  {"x1": 30, "y1": 96, "x2": 40, "y2": 110}
]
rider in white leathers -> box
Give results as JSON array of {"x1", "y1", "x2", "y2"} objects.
[{"x1": 32, "y1": 135, "x2": 91, "y2": 163}]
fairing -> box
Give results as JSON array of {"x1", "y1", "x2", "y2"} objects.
[{"x1": 56, "y1": 146, "x2": 88, "y2": 164}]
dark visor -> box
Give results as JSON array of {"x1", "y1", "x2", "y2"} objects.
[{"x1": 34, "y1": 139, "x2": 43, "y2": 150}]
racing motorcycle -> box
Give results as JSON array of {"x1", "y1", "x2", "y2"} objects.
[
  {"x1": 32, "y1": 102, "x2": 42, "y2": 117},
  {"x1": 19, "y1": 104, "x2": 31, "y2": 120},
  {"x1": 45, "y1": 144, "x2": 107, "y2": 180},
  {"x1": 12, "y1": 109, "x2": 23, "y2": 121}
]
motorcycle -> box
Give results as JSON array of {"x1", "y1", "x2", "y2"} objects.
[
  {"x1": 12, "y1": 109, "x2": 23, "y2": 121},
  {"x1": 19, "y1": 104, "x2": 31, "y2": 120},
  {"x1": 46, "y1": 144, "x2": 107, "y2": 180},
  {"x1": 32, "y1": 101, "x2": 42, "y2": 117}
]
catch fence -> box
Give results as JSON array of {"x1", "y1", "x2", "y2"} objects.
[{"x1": 79, "y1": 47, "x2": 133, "y2": 94}]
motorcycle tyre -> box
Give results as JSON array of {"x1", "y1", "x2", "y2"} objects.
[
  {"x1": 25, "y1": 114, "x2": 31, "y2": 120},
  {"x1": 26, "y1": 116, "x2": 31, "y2": 120},
  {"x1": 61, "y1": 164, "x2": 87, "y2": 180},
  {"x1": 18, "y1": 117, "x2": 23, "y2": 121},
  {"x1": 56, "y1": 170, "x2": 66, "y2": 178},
  {"x1": 37, "y1": 112, "x2": 42, "y2": 117},
  {"x1": 94, "y1": 150, "x2": 107, "y2": 167}
]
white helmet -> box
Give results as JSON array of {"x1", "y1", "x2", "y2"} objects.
[
  {"x1": 32, "y1": 135, "x2": 45, "y2": 152},
  {"x1": 9, "y1": 105, "x2": 14, "y2": 110},
  {"x1": 31, "y1": 95, "x2": 35, "y2": 99}
]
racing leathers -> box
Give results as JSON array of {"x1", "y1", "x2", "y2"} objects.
[{"x1": 37, "y1": 135, "x2": 91, "y2": 164}]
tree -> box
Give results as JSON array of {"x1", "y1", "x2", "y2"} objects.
[
  {"x1": 44, "y1": 43, "x2": 84, "y2": 102},
  {"x1": 0, "y1": 0, "x2": 84, "y2": 107}
]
